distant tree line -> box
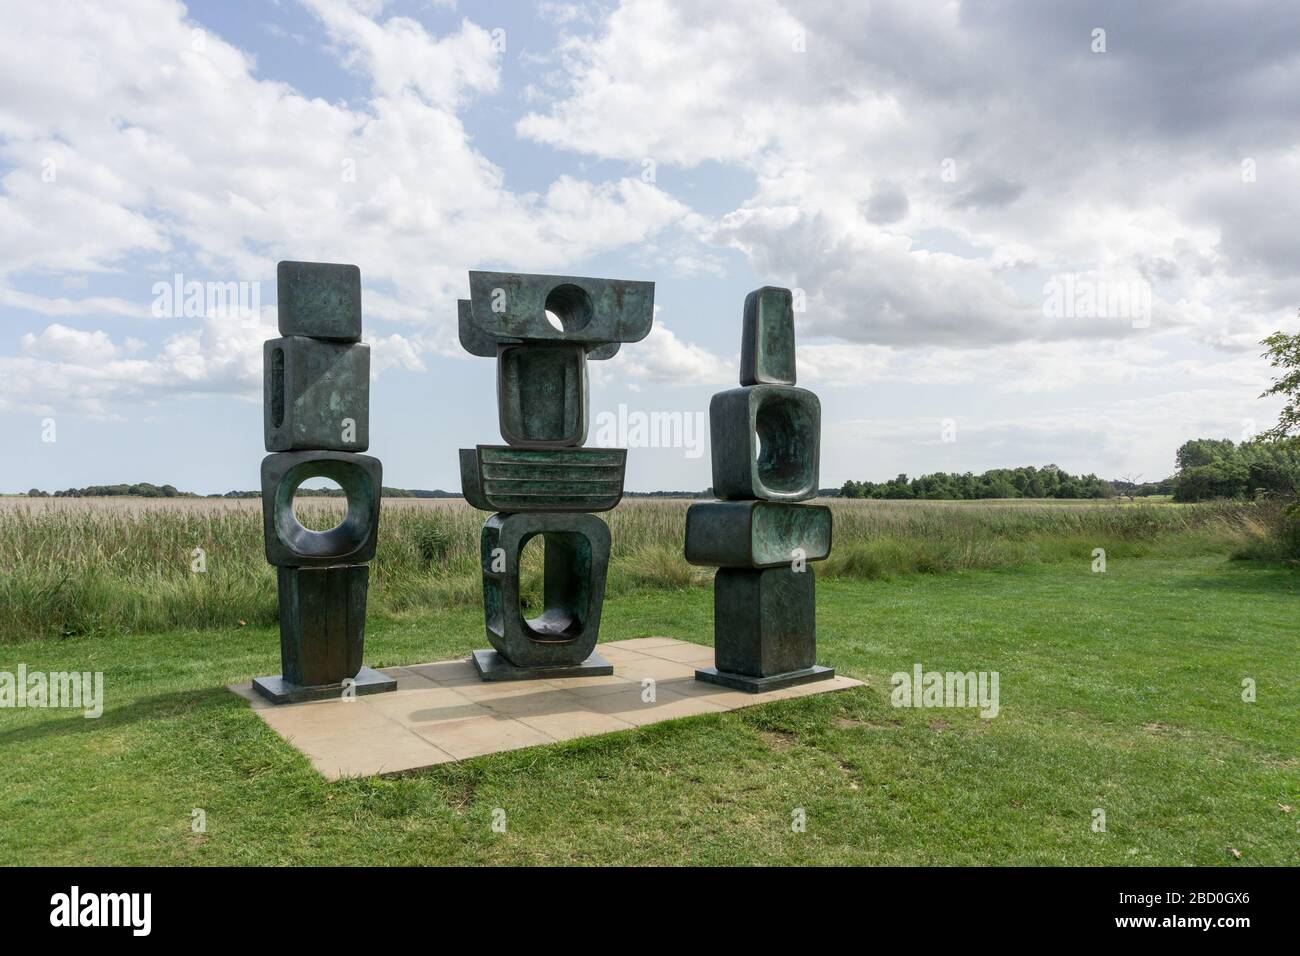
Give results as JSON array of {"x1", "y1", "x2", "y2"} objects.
[
  {"x1": 1171, "y1": 438, "x2": 1300, "y2": 502},
  {"x1": 27, "y1": 483, "x2": 192, "y2": 498},
  {"x1": 24, "y1": 485, "x2": 461, "y2": 499},
  {"x1": 839, "y1": 464, "x2": 1114, "y2": 500}
]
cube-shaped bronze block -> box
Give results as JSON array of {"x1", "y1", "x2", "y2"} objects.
[
  {"x1": 277, "y1": 260, "x2": 362, "y2": 342},
  {"x1": 710, "y1": 385, "x2": 820, "y2": 502},
  {"x1": 261, "y1": 451, "x2": 381, "y2": 567},
  {"x1": 264, "y1": 337, "x2": 369, "y2": 452},
  {"x1": 712, "y1": 566, "x2": 816, "y2": 677}
]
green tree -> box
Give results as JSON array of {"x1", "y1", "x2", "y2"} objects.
[{"x1": 1260, "y1": 326, "x2": 1300, "y2": 440}]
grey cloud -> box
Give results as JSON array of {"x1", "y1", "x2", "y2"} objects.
[
  {"x1": 951, "y1": 179, "x2": 1024, "y2": 211},
  {"x1": 864, "y1": 182, "x2": 909, "y2": 223}
]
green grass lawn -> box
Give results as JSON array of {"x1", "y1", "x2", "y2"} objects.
[{"x1": 1, "y1": 555, "x2": 1295, "y2": 865}]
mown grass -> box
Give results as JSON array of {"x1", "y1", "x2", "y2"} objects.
[
  {"x1": 0, "y1": 496, "x2": 1285, "y2": 641},
  {"x1": 0, "y1": 556, "x2": 1294, "y2": 865}
]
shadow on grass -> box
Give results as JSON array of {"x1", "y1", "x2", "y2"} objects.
[
  {"x1": 0, "y1": 685, "x2": 242, "y2": 748},
  {"x1": 1171, "y1": 559, "x2": 1300, "y2": 595}
]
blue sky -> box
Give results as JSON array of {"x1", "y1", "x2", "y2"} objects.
[{"x1": 2, "y1": 0, "x2": 1296, "y2": 493}]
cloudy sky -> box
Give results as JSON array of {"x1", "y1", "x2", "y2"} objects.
[{"x1": 2, "y1": 0, "x2": 1297, "y2": 493}]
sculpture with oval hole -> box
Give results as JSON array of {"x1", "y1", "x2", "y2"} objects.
[
  {"x1": 688, "y1": 287, "x2": 836, "y2": 693},
  {"x1": 457, "y1": 271, "x2": 655, "y2": 682},
  {"x1": 252, "y1": 261, "x2": 396, "y2": 705}
]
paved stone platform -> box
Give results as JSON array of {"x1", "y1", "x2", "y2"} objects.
[{"x1": 229, "y1": 638, "x2": 861, "y2": 780}]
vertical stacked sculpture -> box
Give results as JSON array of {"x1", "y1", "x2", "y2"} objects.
[
  {"x1": 252, "y1": 261, "x2": 396, "y2": 703},
  {"x1": 458, "y1": 271, "x2": 654, "y2": 681},
  {"x1": 687, "y1": 287, "x2": 835, "y2": 692}
]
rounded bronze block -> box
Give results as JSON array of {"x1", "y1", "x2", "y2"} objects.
[
  {"x1": 261, "y1": 451, "x2": 382, "y2": 567},
  {"x1": 709, "y1": 385, "x2": 821, "y2": 501},
  {"x1": 684, "y1": 500, "x2": 832, "y2": 568},
  {"x1": 263, "y1": 336, "x2": 370, "y2": 453},
  {"x1": 276, "y1": 260, "x2": 362, "y2": 342},
  {"x1": 713, "y1": 566, "x2": 817, "y2": 678},
  {"x1": 496, "y1": 343, "x2": 589, "y2": 446},
  {"x1": 480, "y1": 511, "x2": 610, "y2": 668},
  {"x1": 740, "y1": 286, "x2": 797, "y2": 386}
]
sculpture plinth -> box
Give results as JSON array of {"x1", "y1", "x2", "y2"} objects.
[
  {"x1": 688, "y1": 287, "x2": 835, "y2": 692},
  {"x1": 458, "y1": 271, "x2": 653, "y2": 680},
  {"x1": 253, "y1": 261, "x2": 395, "y2": 704}
]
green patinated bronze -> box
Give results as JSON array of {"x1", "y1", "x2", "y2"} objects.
[
  {"x1": 690, "y1": 286, "x2": 834, "y2": 693},
  {"x1": 263, "y1": 336, "x2": 370, "y2": 452},
  {"x1": 459, "y1": 270, "x2": 653, "y2": 680},
  {"x1": 254, "y1": 261, "x2": 394, "y2": 705},
  {"x1": 260, "y1": 450, "x2": 381, "y2": 567},
  {"x1": 277, "y1": 261, "x2": 362, "y2": 341},
  {"x1": 461, "y1": 271, "x2": 654, "y2": 350},
  {"x1": 460, "y1": 445, "x2": 626, "y2": 513},
  {"x1": 477, "y1": 512, "x2": 612, "y2": 674},
  {"x1": 497, "y1": 343, "x2": 588, "y2": 446},
  {"x1": 741, "y1": 286, "x2": 797, "y2": 386},
  {"x1": 709, "y1": 385, "x2": 821, "y2": 501},
  {"x1": 684, "y1": 500, "x2": 831, "y2": 568},
  {"x1": 250, "y1": 565, "x2": 389, "y2": 703},
  {"x1": 711, "y1": 566, "x2": 816, "y2": 675}
]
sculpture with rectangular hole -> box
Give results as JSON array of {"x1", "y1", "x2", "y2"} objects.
[
  {"x1": 458, "y1": 271, "x2": 654, "y2": 681},
  {"x1": 687, "y1": 287, "x2": 836, "y2": 692},
  {"x1": 252, "y1": 261, "x2": 396, "y2": 704}
]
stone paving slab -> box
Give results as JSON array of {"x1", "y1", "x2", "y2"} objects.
[{"x1": 229, "y1": 638, "x2": 862, "y2": 780}]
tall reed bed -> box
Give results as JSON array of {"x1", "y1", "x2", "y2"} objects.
[{"x1": 0, "y1": 496, "x2": 1277, "y2": 640}]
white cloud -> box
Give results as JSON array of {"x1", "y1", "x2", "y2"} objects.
[
  {"x1": 593, "y1": 319, "x2": 732, "y2": 388},
  {"x1": 519, "y1": 0, "x2": 1300, "y2": 356},
  {"x1": 0, "y1": 0, "x2": 690, "y2": 414},
  {"x1": 1, "y1": 287, "x2": 143, "y2": 319},
  {"x1": 303, "y1": 1, "x2": 500, "y2": 106},
  {"x1": 2, "y1": 314, "x2": 269, "y2": 417},
  {"x1": 20, "y1": 325, "x2": 120, "y2": 365}
]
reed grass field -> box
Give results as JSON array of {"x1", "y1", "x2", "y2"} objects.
[{"x1": 0, "y1": 495, "x2": 1285, "y2": 642}]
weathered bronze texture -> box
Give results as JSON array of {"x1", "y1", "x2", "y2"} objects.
[
  {"x1": 710, "y1": 566, "x2": 818, "y2": 675},
  {"x1": 497, "y1": 343, "x2": 588, "y2": 446},
  {"x1": 462, "y1": 271, "x2": 654, "y2": 349},
  {"x1": 691, "y1": 286, "x2": 834, "y2": 692},
  {"x1": 684, "y1": 500, "x2": 831, "y2": 568},
  {"x1": 478, "y1": 511, "x2": 612, "y2": 674},
  {"x1": 740, "y1": 286, "x2": 797, "y2": 386},
  {"x1": 260, "y1": 450, "x2": 381, "y2": 567},
  {"x1": 459, "y1": 269, "x2": 653, "y2": 680},
  {"x1": 459, "y1": 445, "x2": 627, "y2": 513},
  {"x1": 263, "y1": 336, "x2": 370, "y2": 452},
  {"x1": 458, "y1": 299, "x2": 623, "y2": 360},
  {"x1": 255, "y1": 261, "x2": 392, "y2": 703},
  {"x1": 277, "y1": 565, "x2": 367, "y2": 685},
  {"x1": 277, "y1": 261, "x2": 362, "y2": 342},
  {"x1": 709, "y1": 384, "x2": 821, "y2": 501}
]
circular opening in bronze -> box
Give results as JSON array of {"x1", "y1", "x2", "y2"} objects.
[
  {"x1": 274, "y1": 459, "x2": 375, "y2": 560},
  {"x1": 292, "y1": 478, "x2": 347, "y2": 532},
  {"x1": 543, "y1": 283, "x2": 594, "y2": 333}
]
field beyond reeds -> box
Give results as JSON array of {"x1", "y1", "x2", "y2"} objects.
[{"x1": 0, "y1": 495, "x2": 1285, "y2": 641}]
